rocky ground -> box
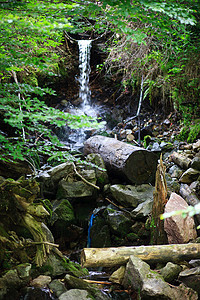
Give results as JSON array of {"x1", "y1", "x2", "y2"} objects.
[{"x1": 0, "y1": 104, "x2": 200, "y2": 299}]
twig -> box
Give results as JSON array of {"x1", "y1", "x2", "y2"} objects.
[
  {"x1": 105, "y1": 197, "x2": 132, "y2": 216},
  {"x1": 83, "y1": 279, "x2": 112, "y2": 285},
  {"x1": 72, "y1": 162, "x2": 100, "y2": 190},
  {"x1": 25, "y1": 241, "x2": 59, "y2": 247}
]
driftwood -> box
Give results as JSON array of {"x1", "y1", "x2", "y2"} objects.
[
  {"x1": 81, "y1": 243, "x2": 200, "y2": 268},
  {"x1": 180, "y1": 183, "x2": 200, "y2": 225},
  {"x1": 170, "y1": 152, "x2": 191, "y2": 170},
  {"x1": 151, "y1": 155, "x2": 168, "y2": 244},
  {"x1": 84, "y1": 135, "x2": 158, "y2": 184}
]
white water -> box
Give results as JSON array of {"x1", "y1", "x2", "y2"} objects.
[{"x1": 67, "y1": 40, "x2": 98, "y2": 148}]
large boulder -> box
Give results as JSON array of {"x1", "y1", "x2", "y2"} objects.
[
  {"x1": 110, "y1": 184, "x2": 154, "y2": 208},
  {"x1": 164, "y1": 192, "x2": 197, "y2": 244}
]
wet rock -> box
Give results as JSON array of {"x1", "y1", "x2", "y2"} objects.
[
  {"x1": 103, "y1": 207, "x2": 132, "y2": 237},
  {"x1": 170, "y1": 151, "x2": 192, "y2": 170},
  {"x1": 109, "y1": 266, "x2": 126, "y2": 284},
  {"x1": 160, "y1": 262, "x2": 182, "y2": 283},
  {"x1": 164, "y1": 192, "x2": 197, "y2": 244},
  {"x1": 49, "y1": 279, "x2": 67, "y2": 298},
  {"x1": 22, "y1": 287, "x2": 54, "y2": 300},
  {"x1": 110, "y1": 184, "x2": 154, "y2": 208},
  {"x1": 179, "y1": 168, "x2": 200, "y2": 184},
  {"x1": 30, "y1": 275, "x2": 51, "y2": 288}
]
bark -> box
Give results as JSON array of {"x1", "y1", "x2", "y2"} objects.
[
  {"x1": 84, "y1": 135, "x2": 158, "y2": 184},
  {"x1": 170, "y1": 152, "x2": 191, "y2": 170},
  {"x1": 151, "y1": 155, "x2": 168, "y2": 244},
  {"x1": 81, "y1": 243, "x2": 200, "y2": 268}
]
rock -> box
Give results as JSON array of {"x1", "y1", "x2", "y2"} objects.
[
  {"x1": 193, "y1": 140, "x2": 200, "y2": 152},
  {"x1": 57, "y1": 169, "x2": 97, "y2": 199},
  {"x1": 103, "y1": 207, "x2": 132, "y2": 237},
  {"x1": 170, "y1": 152, "x2": 192, "y2": 170},
  {"x1": 16, "y1": 263, "x2": 32, "y2": 280},
  {"x1": 168, "y1": 164, "x2": 183, "y2": 179},
  {"x1": 30, "y1": 275, "x2": 51, "y2": 288},
  {"x1": 51, "y1": 199, "x2": 75, "y2": 237},
  {"x1": 42, "y1": 254, "x2": 88, "y2": 278},
  {"x1": 64, "y1": 274, "x2": 109, "y2": 299},
  {"x1": 165, "y1": 173, "x2": 180, "y2": 194},
  {"x1": 191, "y1": 157, "x2": 200, "y2": 171},
  {"x1": 90, "y1": 216, "x2": 111, "y2": 248},
  {"x1": 37, "y1": 162, "x2": 74, "y2": 194},
  {"x1": 164, "y1": 192, "x2": 197, "y2": 244},
  {"x1": 110, "y1": 184, "x2": 154, "y2": 208},
  {"x1": 109, "y1": 266, "x2": 126, "y2": 284},
  {"x1": 86, "y1": 153, "x2": 109, "y2": 187},
  {"x1": 160, "y1": 262, "x2": 182, "y2": 283},
  {"x1": 22, "y1": 287, "x2": 54, "y2": 300},
  {"x1": 59, "y1": 289, "x2": 92, "y2": 300},
  {"x1": 179, "y1": 267, "x2": 200, "y2": 295},
  {"x1": 122, "y1": 255, "x2": 175, "y2": 299},
  {"x1": 179, "y1": 168, "x2": 200, "y2": 184},
  {"x1": 131, "y1": 198, "x2": 153, "y2": 218},
  {"x1": 49, "y1": 279, "x2": 67, "y2": 298}
]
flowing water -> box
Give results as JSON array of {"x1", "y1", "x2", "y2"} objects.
[{"x1": 64, "y1": 39, "x2": 104, "y2": 149}]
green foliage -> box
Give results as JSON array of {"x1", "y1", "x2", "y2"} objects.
[{"x1": 178, "y1": 122, "x2": 200, "y2": 143}]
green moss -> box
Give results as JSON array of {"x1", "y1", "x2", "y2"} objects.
[{"x1": 61, "y1": 258, "x2": 89, "y2": 277}]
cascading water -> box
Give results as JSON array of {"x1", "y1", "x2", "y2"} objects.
[{"x1": 78, "y1": 40, "x2": 92, "y2": 107}]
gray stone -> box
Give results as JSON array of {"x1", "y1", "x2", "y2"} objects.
[
  {"x1": 164, "y1": 192, "x2": 197, "y2": 244},
  {"x1": 103, "y1": 207, "x2": 132, "y2": 236},
  {"x1": 180, "y1": 168, "x2": 200, "y2": 184},
  {"x1": 109, "y1": 266, "x2": 126, "y2": 284},
  {"x1": 168, "y1": 164, "x2": 183, "y2": 179},
  {"x1": 131, "y1": 198, "x2": 153, "y2": 218},
  {"x1": 110, "y1": 184, "x2": 154, "y2": 208},
  {"x1": 64, "y1": 274, "x2": 109, "y2": 299},
  {"x1": 160, "y1": 262, "x2": 182, "y2": 283},
  {"x1": 57, "y1": 169, "x2": 96, "y2": 199},
  {"x1": 122, "y1": 255, "x2": 198, "y2": 299},
  {"x1": 193, "y1": 140, "x2": 200, "y2": 152},
  {"x1": 49, "y1": 279, "x2": 67, "y2": 297},
  {"x1": 30, "y1": 275, "x2": 51, "y2": 288},
  {"x1": 59, "y1": 289, "x2": 91, "y2": 300},
  {"x1": 122, "y1": 255, "x2": 175, "y2": 299}
]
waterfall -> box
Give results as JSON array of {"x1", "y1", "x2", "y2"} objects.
[{"x1": 78, "y1": 40, "x2": 92, "y2": 106}]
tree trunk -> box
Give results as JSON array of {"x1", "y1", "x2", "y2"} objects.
[
  {"x1": 81, "y1": 243, "x2": 200, "y2": 268},
  {"x1": 84, "y1": 135, "x2": 158, "y2": 184},
  {"x1": 151, "y1": 154, "x2": 168, "y2": 244}
]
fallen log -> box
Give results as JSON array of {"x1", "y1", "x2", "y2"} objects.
[
  {"x1": 81, "y1": 243, "x2": 200, "y2": 268},
  {"x1": 169, "y1": 152, "x2": 191, "y2": 170},
  {"x1": 84, "y1": 135, "x2": 158, "y2": 184}
]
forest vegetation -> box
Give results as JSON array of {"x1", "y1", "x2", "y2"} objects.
[{"x1": 0, "y1": 0, "x2": 200, "y2": 167}]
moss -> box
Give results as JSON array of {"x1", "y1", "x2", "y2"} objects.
[
  {"x1": 61, "y1": 258, "x2": 89, "y2": 277},
  {"x1": 127, "y1": 232, "x2": 139, "y2": 241}
]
